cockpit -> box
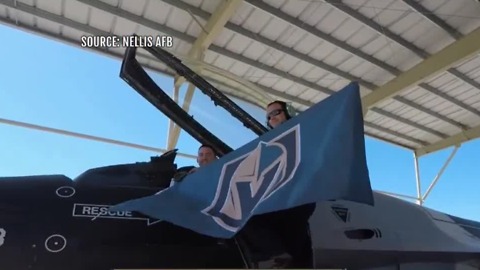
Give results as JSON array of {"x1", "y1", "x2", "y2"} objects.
[{"x1": 73, "y1": 149, "x2": 179, "y2": 189}]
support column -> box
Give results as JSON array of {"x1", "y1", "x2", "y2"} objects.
[
  {"x1": 422, "y1": 145, "x2": 460, "y2": 201},
  {"x1": 166, "y1": 76, "x2": 182, "y2": 150},
  {"x1": 413, "y1": 152, "x2": 423, "y2": 205},
  {"x1": 169, "y1": 81, "x2": 198, "y2": 149}
]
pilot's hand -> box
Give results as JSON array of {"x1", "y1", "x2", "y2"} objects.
[
  {"x1": 173, "y1": 171, "x2": 188, "y2": 182},
  {"x1": 172, "y1": 166, "x2": 197, "y2": 182}
]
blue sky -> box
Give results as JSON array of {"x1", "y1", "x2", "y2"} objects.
[{"x1": 1, "y1": 24, "x2": 478, "y2": 221}]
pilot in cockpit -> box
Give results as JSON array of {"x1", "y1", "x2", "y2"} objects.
[
  {"x1": 193, "y1": 144, "x2": 218, "y2": 172},
  {"x1": 171, "y1": 144, "x2": 218, "y2": 185}
]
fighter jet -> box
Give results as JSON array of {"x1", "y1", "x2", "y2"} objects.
[
  {"x1": 0, "y1": 149, "x2": 249, "y2": 270},
  {"x1": 0, "y1": 39, "x2": 479, "y2": 270}
]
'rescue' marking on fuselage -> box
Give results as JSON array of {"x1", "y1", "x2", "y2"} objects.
[{"x1": 72, "y1": 203, "x2": 160, "y2": 225}]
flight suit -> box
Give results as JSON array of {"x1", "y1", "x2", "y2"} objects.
[{"x1": 239, "y1": 203, "x2": 316, "y2": 268}]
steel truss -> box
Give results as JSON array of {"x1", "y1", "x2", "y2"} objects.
[
  {"x1": 378, "y1": 145, "x2": 460, "y2": 205},
  {"x1": 0, "y1": 117, "x2": 196, "y2": 159}
]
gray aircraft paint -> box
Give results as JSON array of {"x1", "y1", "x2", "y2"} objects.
[{"x1": 308, "y1": 191, "x2": 480, "y2": 269}]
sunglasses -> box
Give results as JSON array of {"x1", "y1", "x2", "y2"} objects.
[{"x1": 267, "y1": 109, "x2": 284, "y2": 120}]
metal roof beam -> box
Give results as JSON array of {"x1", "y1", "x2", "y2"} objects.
[
  {"x1": 241, "y1": 0, "x2": 398, "y2": 75},
  {"x1": 75, "y1": 0, "x2": 193, "y2": 40},
  {"x1": 176, "y1": 0, "x2": 243, "y2": 86},
  {"x1": 365, "y1": 122, "x2": 427, "y2": 147},
  {"x1": 393, "y1": 96, "x2": 467, "y2": 130},
  {"x1": 370, "y1": 108, "x2": 448, "y2": 139},
  {"x1": 362, "y1": 26, "x2": 480, "y2": 114},
  {"x1": 215, "y1": 0, "x2": 466, "y2": 130},
  {"x1": 189, "y1": 0, "x2": 243, "y2": 56},
  {"x1": 419, "y1": 83, "x2": 480, "y2": 117},
  {"x1": 447, "y1": 68, "x2": 480, "y2": 94},
  {"x1": 325, "y1": 0, "x2": 429, "y2": 58},
  {"x1": 415, "y1": 125, "x2": 480, "y2": 156},
  {"x1": 401, "y1": 0, "x2": 463, "y2": 40},
  {"x1": 1, "y1": 0, "x2": 108, "y2": 36}
]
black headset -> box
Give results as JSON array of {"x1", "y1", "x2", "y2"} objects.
[{"x1": 266, "y1": 101, "x2": 293, "y2": 129}]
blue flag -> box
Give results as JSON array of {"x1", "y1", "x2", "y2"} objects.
[{"x1": 110, "y1": 82, "x2": 373, "y2": 238}]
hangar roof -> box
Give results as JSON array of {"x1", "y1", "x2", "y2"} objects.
[{"x1": 1, "y1": 0, "x2": 480, "y2": 157}]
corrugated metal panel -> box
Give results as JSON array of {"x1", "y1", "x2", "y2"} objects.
[
  {"x1": 456, "y1": 55, "x2": 480, "y2": 70},
  {"x1": 422, "y1": 0, "x2": 480, "y2": 34}
]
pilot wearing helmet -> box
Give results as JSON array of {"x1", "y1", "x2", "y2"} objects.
[{"x1": 265, "y1": 100, "x2": 293, "y2": 129}]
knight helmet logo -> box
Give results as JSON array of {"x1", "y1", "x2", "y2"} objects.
[{"x1": 202, "y1": 125, "x2": 301, "y2": 232}]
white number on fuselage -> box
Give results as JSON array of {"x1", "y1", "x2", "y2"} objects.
[{"x1": 0, "y1": 228, "x2": 5, "y2": 247}]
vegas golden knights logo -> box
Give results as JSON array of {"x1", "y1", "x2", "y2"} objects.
[{"x1": 203, "y1": 125, "x2": 301, "y2": 232}]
